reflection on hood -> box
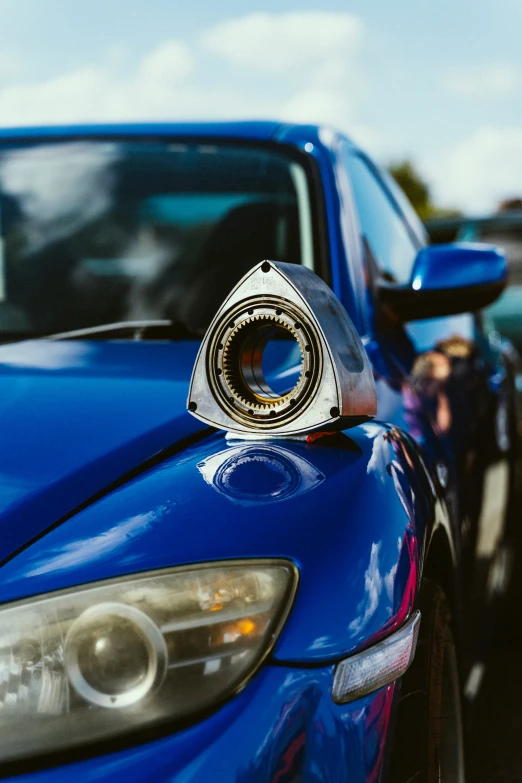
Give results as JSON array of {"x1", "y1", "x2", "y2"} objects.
[{"x1": 198, "y1": 443, "x2": 325, "y2": 506}]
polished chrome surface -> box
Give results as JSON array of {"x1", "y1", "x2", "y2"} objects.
[{"x1": 188, "y1": 260, "x2": 376, "y2": 436}]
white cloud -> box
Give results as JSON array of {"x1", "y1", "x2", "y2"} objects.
[
  {"x1": 0, "y1": 44, "x2": 266, "y2": 126},
  {"x1": 0, "y1": 40, "x2": 195, "y2": 126},
  {"x1": 200, "y1": 11, "x2": 364, "y2": 72},
  {"x1": 103, "y1": 42, "x2": 130, "y2": 71},
  {"x1": 426, "y1": 126, "x2": 522, "y2": 212},
  {"x1": 445, "y1": 62, "x2": 519, "y2": 97},
  {"x1": 0, "y1": 51, "x2": 21, "y2": 80},
  {"x1": 201, "y1": 11, "x2": 375, "y2": 145},
  {"x1": 0, "y1": 15, "x2": 380, "y2": 151},
  {"x1": 279, "y1": 54, "x2": 362, "y2": 131},
  {"x1": 138, "y1": 40, "x2": 193, "y2": 84}
]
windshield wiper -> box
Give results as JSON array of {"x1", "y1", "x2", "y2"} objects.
[{"x1": 45, "y1": 320, "x2": 201, "y2": 341}]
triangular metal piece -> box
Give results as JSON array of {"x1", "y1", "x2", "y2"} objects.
[{"x1": 187, "y1": 260, "x2": 376, "y2": 436}]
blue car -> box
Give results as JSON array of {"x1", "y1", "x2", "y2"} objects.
[{"x1": 0, "y1": 122, "x2": 515, "y2": 782}]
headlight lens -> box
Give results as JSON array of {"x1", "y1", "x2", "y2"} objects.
[{"x1": 0, "y1": 561, "x2": 296, "y2": 764}]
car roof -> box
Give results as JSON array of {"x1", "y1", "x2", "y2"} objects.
[
  {"x1": 0, "y1": 121, "x2": 304, "y2": 142},
  {"x1": 0, "y1": 121, "x2": 361, "y2": 158}
]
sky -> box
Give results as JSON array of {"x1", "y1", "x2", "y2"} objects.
[{"x1": 0, "y1": 0, "x2": 521, "y2": 212}]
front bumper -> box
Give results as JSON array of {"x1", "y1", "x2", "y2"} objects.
[{"x1": 3, "y1": 664, "x2": 397, "y2": 783}]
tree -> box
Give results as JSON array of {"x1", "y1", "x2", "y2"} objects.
[
  {"x1": 388, "y1": 161, "x2": 431, "y2": 218},
  {"x1": 387, "y1": 160, "x2": 461, "y2": 221}
]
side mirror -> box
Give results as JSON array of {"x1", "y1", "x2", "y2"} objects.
[{"x1": 379, "y1": 243, "x2": 507, "y2": 322}]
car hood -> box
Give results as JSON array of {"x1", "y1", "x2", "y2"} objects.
[
  {"x1": 0, "y1": 342, "x2": 430, "y2": 662},
  {"x1": 0, "y1": 423, "x2": 428, "y2": 663},
  {"x1": 0, "y1": 339, "x2": 206, "y2": 563}
]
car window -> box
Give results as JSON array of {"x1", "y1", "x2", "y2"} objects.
[
  {"x1": 0, "y1": 141, "x2": 314, "y2": 338},
  {"x1": 379, "y1": 165, "x2": 428, "y2": 248},
  {"x1": 345, "y1": 153, "x2": 419, "y2": 285}
]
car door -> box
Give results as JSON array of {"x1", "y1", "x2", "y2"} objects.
[{"x1": 340, "y1": 144, "x2": 514, "y2": 659}]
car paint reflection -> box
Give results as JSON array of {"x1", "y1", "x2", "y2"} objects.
[
  {"x1": 197, "y1": 444, "x2": 325, "y2": 506},
  {"x1": 0, "y1": 423, "x2": 427, "y2": 665}
]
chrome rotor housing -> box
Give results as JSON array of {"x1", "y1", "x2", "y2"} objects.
[{"x1": 187, "y1": 260, "x2": 376, "y2": 437}]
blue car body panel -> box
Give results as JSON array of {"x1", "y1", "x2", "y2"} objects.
[
  {"x1": 0, "y1": 420, "x2": 428, "y2": 663},
  {"x1": 0, "y1": 121, "x2": 514, "y2": 780},
  {"x1": 0, "y1": 340, "x2": 206, "y2": 562},
  {"x1": 0, "y1": 121, "x2": 285, "y2": 142},
  {"x1": 4, "y1": 667, "x2": 395, "y2": 783},
  {"x1": 412, "y1": 242, "x2": 507, "y2": 292}
]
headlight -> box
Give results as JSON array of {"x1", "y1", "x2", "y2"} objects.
[{"x1": 0, "y1": 561, "x2": 296, "y2": 764}]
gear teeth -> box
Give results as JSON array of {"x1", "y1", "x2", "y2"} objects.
[{"x1": 219, "y1": 309, "x2": 307, "y2": 413}]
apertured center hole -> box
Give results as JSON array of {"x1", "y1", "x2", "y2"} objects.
[{"x1": 240, "y1": 325, "x2": 303, "y2": 401}]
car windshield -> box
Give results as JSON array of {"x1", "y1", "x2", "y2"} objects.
[{"x1": 0, "y1": 140, "x2": 314, "y2": 339}]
